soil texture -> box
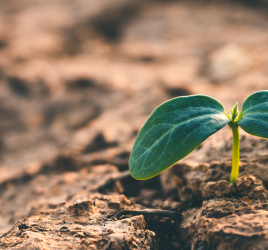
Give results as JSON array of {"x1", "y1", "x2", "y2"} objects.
[{"x1": 1, "y1": 0, "x2": 268, "y2": 249}]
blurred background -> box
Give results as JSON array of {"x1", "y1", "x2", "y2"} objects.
[{"x1": 0, "y1": 0, "x2": 268, "y2": 233}]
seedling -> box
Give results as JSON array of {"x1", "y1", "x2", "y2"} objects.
[{"x1": 129, "y1": 91, "x2": 268, "y2": 184}]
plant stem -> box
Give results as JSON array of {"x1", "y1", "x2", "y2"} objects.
[{"x1": 230, "y1": 124, "x2": 239, "y2": 184}]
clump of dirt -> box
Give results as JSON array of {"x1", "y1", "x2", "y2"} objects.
[
  {"x1": 195, "y1": 212, "x2": 268, "y2": 250},
  {"x1": 179, "y1": 175, "x2": 268, "y2": 249},
  {"x1": 236, "y1": 174, "x2": 268, "y2": 200},
  {"x1": 201, "y1": 180, "x2": 236, "y2": 200},
  {"x1": 0, "y1": 194, "x2": 156, "y2": 249}
]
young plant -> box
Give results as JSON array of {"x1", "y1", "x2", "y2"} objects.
[{"x1": 129, "y1": 90, "x2": 268, "y2": 184}]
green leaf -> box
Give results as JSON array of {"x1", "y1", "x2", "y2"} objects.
[
  {"x1": 238, "y1": 90, "x2": 268, "y2": 139},
  {"x1": 129, "y1": 95, "x2": 230, "y2": 180}
]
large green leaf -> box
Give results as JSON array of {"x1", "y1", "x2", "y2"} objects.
[
  {"x1": 129, "y1": 95, "x2": 230, "y2": 180},
  {"x1": 238, "y1": 90, "x2": 268, "y2": 139}
]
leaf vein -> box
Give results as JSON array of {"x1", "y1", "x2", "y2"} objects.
[{"x1": 132, "y1": 112, "x2": 226, "y2": 165}]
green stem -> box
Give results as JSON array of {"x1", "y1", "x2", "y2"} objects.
[{"x1": 230, "y1": 124, "x2": 239, "y2": 184}]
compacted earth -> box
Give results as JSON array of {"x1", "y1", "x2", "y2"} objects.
[{"x1": 1, "y1": 0, "x2": 268, "y2": 249}]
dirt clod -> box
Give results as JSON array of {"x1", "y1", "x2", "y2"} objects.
[
  {"x1": 0, "y1": 194, "x2": 156, "y2": 249},
  {"x1": 201, "y1": 180, "x2": 236, "y2": 200},
  {"x1": 236, "y1": 174, "x2": 268, "y2": 201}
]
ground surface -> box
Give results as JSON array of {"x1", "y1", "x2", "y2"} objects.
[{"x1": 1, "y1": 0, "x2": 268, "y2": 249}]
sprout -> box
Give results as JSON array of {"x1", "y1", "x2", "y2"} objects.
[{"x1": 129, "y1": 91, "x2": 268, "y2": 184}]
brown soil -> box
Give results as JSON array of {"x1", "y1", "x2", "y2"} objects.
[{"x1": 1, "y1": 0, "x2": 268, "y2": 249}]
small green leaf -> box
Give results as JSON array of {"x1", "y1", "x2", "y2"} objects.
[
  {"x1": 129, "y1": 95, "x2": 230, "y2": 180},
  {"x1": 230, "y1": 102, "x2": 239, "y2": 122},
  {"x1": 238, "y1": 90, "x2": 268, "y2": 139}
]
